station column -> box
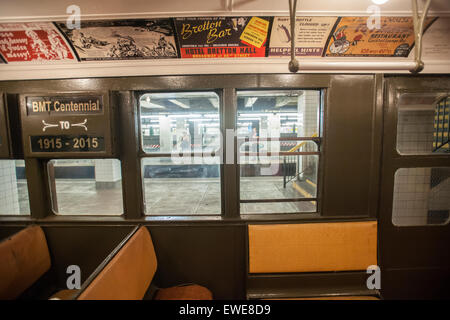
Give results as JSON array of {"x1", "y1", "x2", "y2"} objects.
[
  {"x1": 94, "y1": 159, "x2": 122, "y2": 189},
  {"x1": 297, "y1": 91, "x2": 320, "y2": 181}
]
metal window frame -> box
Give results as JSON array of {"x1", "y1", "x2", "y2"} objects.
[{"x1": 0, "y1": 73, "x2": 384, "y2": 223}]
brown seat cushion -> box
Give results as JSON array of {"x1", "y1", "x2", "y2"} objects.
[
  {"x1": 155, "y1": 284, "x2": 213, "y2": 300},
  {"x1": 77, "y1": 226, "x2": 157, "y2": 300},
  {"x1": 0, "y1": 226, "x2": 51, "y2": 300},
  {"x1": 49, "y1": 289, "x2": 78, "y2": 300},
  {"x1": 248, "y1": 221, "x2": 378, "y2": 273}
]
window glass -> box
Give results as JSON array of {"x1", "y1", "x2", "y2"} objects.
[
  {"x1": 140, "y1": 92, "x2": 220, "y2": 154},
  {"x1": 392, "y1": 167, "x2": 450, "y2": 226},
  {"x1": 142, "y1": 157, "x2": 221, "y2": 215},
  {"x1": 397, "y1": 94, "x2": 449, "y2": 155},
  {"x1": 237, "y1": 90, "x2": 321, "y2": 214},
  {"x1": 49, "y1": 159, "x2": 123, "y2": 215},
  {"x1": 0, "y1": 160, "x2": 30, "y2": 215},
  {"x1": 139, "y1": 92, "x2": 221, "y2": 216}
]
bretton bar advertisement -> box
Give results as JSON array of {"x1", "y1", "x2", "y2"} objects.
[
  {"x1": 174, "y1": 17, "x2": 272, "y2": 58},
  {"x1": 325, "y1": 16, "x2": 437, "y2": 57},
  {"x1": 269, "y1": 16, "x2": 338, "y2": 57},
  {"x1": 56, "y1": 19, "x2": 178, "y2": 61},
  {"x1": 0, "y1": 22, "x2": 76, "y2": 63}
]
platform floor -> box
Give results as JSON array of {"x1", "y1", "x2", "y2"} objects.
[{"x1": 15, "y1": 177, "x2": 316, "y2": 215}]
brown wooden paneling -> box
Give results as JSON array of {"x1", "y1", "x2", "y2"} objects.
[
  {"x1": 149, "y1": 225, "x2": 246, "y2": 300},
  {"x1": 322, "y1": 75, "x2": 378, "y2": 217}
]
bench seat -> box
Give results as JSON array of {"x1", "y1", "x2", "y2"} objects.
[{"x1": 0, "y1": 226, "x2": 51, "y2": 300}]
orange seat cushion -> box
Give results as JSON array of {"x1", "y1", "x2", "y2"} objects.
[
  {"x1": 155, "y1": 284, "x2": 213, "y2": 300},
  {"x1": 0, "y1": 226, "x2": 51, "y2": 299},
  {"x1": 78, "y1": 227, "x2": 157, "y2": 300},
  {"x1": 248, "y1": 221, "x2": 378, "y2": 273},
  {"x1": 49, "y1": 289, "x2": 78, "y2": 300}
]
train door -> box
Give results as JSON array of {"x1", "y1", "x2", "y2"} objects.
[{"x1": 379, "y1": 76, "x2": 450, "y2": 299}]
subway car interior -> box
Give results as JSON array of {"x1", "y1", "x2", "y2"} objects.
[{"x1": 0, "y1": 0, "x2": 449, "y2": 304}]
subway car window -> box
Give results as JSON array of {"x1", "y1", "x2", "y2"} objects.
[
  {"x1": 237, "y1": 90, "x2": 321, "y2": 214},
  {"x1": 0, "y1": 160, "x2": 30, "y2": 215},
  {"x1": 139, "y1": 92, "x2": 221, "y2": 215},
  {"x1": 397, "y1": 94, "x2": 450, "y2": 155},
  {"x1": 392, "y1": 167, "x2": 450, "y2": 226},
  {"x1": 48, "y1": 159, "x2": 123, "y2": 215}
]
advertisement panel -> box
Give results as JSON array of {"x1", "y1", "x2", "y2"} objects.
[
  {"x1": 56, "y1": 19, "x2": 178, "y2": 61},
  {"x1": 0, "y1": 22, "x2": 76, "y2": 62},
  {"x1": 269, "y1": 16, "x2": 337, "y2": 57},
  {"x1": 325, "y1": 16, "x2": 437, "y2": 57},
  {"x1": 175, "y1": 17, "x2": 272, "y2": 58}
]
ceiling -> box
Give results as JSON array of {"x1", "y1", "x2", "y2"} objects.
[{"x1": 1, "y1": 0, "x2": 449, "y2": 22}]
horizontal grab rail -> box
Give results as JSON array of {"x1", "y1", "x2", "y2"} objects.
[
  {"x1": 238, "y1": 137, "x2": 320, "y2": 142},
  {"x1": 288, "y1": 133, "x2": 318, "y2": 152},
  {"x1": 240, "y1": 152, "x2": 319, "y2": 156}
]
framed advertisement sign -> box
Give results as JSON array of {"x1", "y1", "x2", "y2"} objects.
[
  {"x1": 175, "y1": 16, "x2": 272, "y2": 58},
  {"x1": 0, "y1": 22, "x2": 76, "y2": 63},
  {"x1": 269, "y1": 16, "x2": 338, "y2": 57},
  {"x1": 324, "y1": 16, "x2": 437, "y2": 57},
  {"x1": 56, "y1": 19, "x2": 178, "y2": 61}
]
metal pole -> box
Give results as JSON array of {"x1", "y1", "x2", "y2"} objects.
[
  {"x1": 410, "y1": 0, "x2": 432, "y2": 73},
  {"x1": 288, "y1": 0, "x2": 299, "y2": 73}
]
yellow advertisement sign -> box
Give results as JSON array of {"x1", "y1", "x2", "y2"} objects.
[
  {"x1": 325, "y1": 16, "x2": 436, "y2": 57},
  {"x1": 240, "y1": 17, "x2": 270, "y2": 48}
]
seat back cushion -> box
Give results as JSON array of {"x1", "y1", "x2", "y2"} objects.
[
  {"x1": 78, "y1": 226, "x2": 157, "y2": 300},
  {"x1": 248, "y1": 221, "x2": 377, "y2": 273},
  {"x1": 0, "y1": 226, "x2": 51, "y2": 299}
]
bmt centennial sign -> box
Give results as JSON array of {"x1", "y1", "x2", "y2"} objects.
[
  {"x1": 26, "y1": 96, "x2": 103, "y2": 115},
  {"x1": 20, "y1": 92, "x2": 116, "y2": 157}
]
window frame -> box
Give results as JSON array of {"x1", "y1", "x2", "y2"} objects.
[
  {"x1": 235, "y1": 89, "x2": 324, "y2": 215},
  {"x1": 135, "y1": 84, "x2": 328, "y2": 220},
  {"x1": 0, "y1": 74, "x2": 387, "y2": 223},
  {"x1": 382, "y1": 79, "x2": 450, "y2": 228},
  {"x1": 136, "y1": 89, "x2": 225, "y2": 217},
  {"x1": 47, "y1": 158, "x2": 125, "y2": 216},
  {"x1": 395, "y1": 91, "x2": 450, "y2": 156}
]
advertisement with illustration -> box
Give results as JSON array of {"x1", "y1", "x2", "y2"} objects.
[
  {"x1": 175, "y1": 17, "x2": 272, "y2": 58},
  {"x1": 325, "y1": 16, "x2": 437, "y2": 57},
  {"x1": 56, "y1": 19, "x2": 178, "y2": 61},
  {"x1": 269, "y1": 16, "x2": 337, "y2": 57},
  {"x1": 0, "y1": 22, "x2": 76, "y2": 63}
]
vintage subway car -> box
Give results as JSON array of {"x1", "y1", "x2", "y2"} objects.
[{"x1": 0, "y1": 0, "x2": 449, "y2": 301}]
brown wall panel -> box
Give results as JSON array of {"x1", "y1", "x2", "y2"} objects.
[
  {"x1": 0, "y1": 93, "x2": 11, "y2": 158},
  {"x1": 322, "y1": 75, "x2": 377, "y2": 217},
  {"x1": 148, "y1": 225, "x2": 246, "y2": 300},
  {"x1": 43, "y1": 226, "x2": 134, "y2": 286}
]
